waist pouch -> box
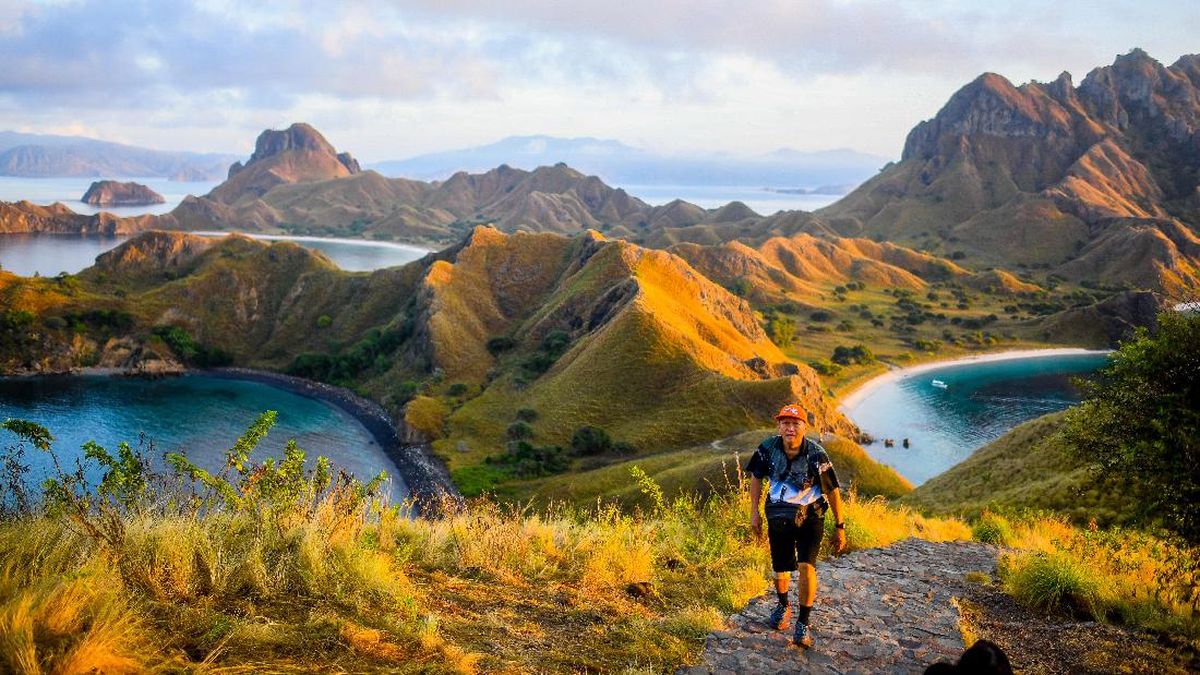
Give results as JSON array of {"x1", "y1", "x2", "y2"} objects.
[
  {"x1": 768, "y1": 502, "x2": 827, "y2": 527},
  {"x1": 794, "y1": 501, "x2": 828, "y2": 527}
]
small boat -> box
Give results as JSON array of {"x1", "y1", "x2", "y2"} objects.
[{"x1": 931, "y1": 379, "x2": 948, "y2": 389}]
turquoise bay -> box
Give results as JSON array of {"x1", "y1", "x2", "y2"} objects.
[
  {"x1": 841, "y1": 351, "x2": 1109, "y2": 486},
  {"x1": 0, "y1": 374, "x2": 407, "y2": 501}
]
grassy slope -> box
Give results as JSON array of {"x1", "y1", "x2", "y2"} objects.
[
  {"x1": 900, "y1": 411, "x2": 1133, "y2": 526},
  {"x1": 521, "y1": 430, "x2": 913, "y2": 507},
  {"x1": 2, "y1": 228, "x2": 1109, "y2": 504},
  {"x1": 0, "y1": 432, "x2": 963, "y2": 674}
]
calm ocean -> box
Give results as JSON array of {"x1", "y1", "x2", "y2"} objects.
[
  {"x1": 0, "y1": 374, "x2": 407, "y2": 502},
  {"x1": 842, "y1": 352, "x2": 1110, "y2": 485}
]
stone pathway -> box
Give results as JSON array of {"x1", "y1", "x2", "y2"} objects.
[{"x1": 683, "y1": 538, "x2": 999, "y2": 675}]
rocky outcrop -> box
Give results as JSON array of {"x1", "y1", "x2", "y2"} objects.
[
  {"x1": 209, "y1": 123, "x2": 361, "y2": 204},
  {"x1": 822, "y1": 49, "x2": 1200, "y2": 298},
  {"x1": 0, "y1": 200, "x2": 129, "y2": 234},
  {"x1": 81, "y1": 180, "x2": 165, "y2": 207}
]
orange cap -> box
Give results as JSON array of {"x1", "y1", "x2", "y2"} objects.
[{"x1": 774, "y1": 404, "x2": 806, "y2": 421}]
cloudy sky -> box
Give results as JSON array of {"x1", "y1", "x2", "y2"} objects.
[{"x1": 0, "y1": 0, "x2": 1195, "y2": 162}]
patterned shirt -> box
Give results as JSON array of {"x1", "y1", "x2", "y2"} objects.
[{"x1": 745, "y1": 435, "x2": 840, "y2": 520}]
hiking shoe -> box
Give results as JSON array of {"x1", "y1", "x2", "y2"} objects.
[
  {"x1": 792, "y1": 622, "x2": 814, "y2": 649},
  {"x1": 768, "y1": 601, "x2": 792, "y2": 630}
]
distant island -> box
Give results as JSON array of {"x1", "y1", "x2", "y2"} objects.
[{"x1": 81, "y1": 180, "x2": 165, "y2": 207}]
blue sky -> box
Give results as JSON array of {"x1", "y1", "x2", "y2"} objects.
[{"x1": 0, "y1": 0, "x2": 1195, "y2": 161}]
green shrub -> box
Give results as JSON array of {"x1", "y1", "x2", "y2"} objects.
[
  {"x1": 571, "y1": 427, "x2": 613, "y2": 456},
  {"x1": 1002, "y1": 551, "x2": 1101, "y2": 619},
  {"x1": 972, "y1": 511, "x2": 1014, "y2": 546},
  {"x1": 316, "y1": 315, "x2": 332, "y2": 328},
  {"x1": 767, "y1": 316, "x2": 795, "y2": 346},
  {"x1": 486, "y1": 336, "x2": 516, "y2": 355},
  {"x1": 807, "y1": 359, "x2": 842, "y2": 376},
  {"x1": 487, "y1": 441, "x2": 570, "y2": 478},
  {"x1": 520, "y1": 330, "x2": 572, "y2": 377},
  {"x1": 1063, "y1": 312, "x2": 1200, "y2": 543},
  {"x1": 507, "y1": 421, "x2": 534, "y2": 440},
  {"x1": 515, "y1": 408, "x2": 539, "y2": 422},
  {"x1": 152, "y1": 325, "x2": 232, "y2": 367},
  {"x1": 831, "y1": 344, "x2": 875, "y2": 366}
]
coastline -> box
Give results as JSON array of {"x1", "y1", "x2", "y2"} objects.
[
  {"x1": 51, "y1": 365, "x2": 461, "y2": 515},
  {"x1": 205, "y1": 367, "x2": 461, "y2": 514},
  {"x1": 837, "y1": 348, "x2": 1112, "y2": 412}
]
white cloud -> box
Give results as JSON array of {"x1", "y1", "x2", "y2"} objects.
[{"x1": 0, "y1": 0, "x2": 1196, "y2": 160}]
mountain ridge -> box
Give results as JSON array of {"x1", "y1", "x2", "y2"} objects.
[{"x1": 821, "y1": 48, "x2": 1200, "y2": 299}]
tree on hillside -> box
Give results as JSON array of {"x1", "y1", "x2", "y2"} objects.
[{"x1": 1062, "y1": 312, "x2": 1200, "y2": 543}]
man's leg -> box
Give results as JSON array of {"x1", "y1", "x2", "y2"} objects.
[
  {"x1": 790, "y1": 516, "x2": 824, "y2": 648},
  {"x1": 794, "y1": 562, "x2": 817, "y2": 623},
  {"x1": 766, "y1": 519, "x2": 797, "y2": 630}
]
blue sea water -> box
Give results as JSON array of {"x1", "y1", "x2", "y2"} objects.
[
  {"x1": 842, "y1": 352, "x2": 1110, "y2": 485},
  {"x1": 0, "y1": 232, "x2": 429, "y2": 276},
  {"x1": 0, "y1": 176, "x2": 219, "y2": 217},
  {"x1": 0, "y1": 374, "x2": 407, "y2": 502},
  {"x1": 621, "y1": 184, "x2": 840, "y2": 215}
]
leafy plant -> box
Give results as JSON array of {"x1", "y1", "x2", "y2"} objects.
[
  {"x1": 571, "y1": 426, "x2": 613, "y2": 456},
  {"x1": 1062, "y1": 312, "x2": 1200, "y2": 543}
]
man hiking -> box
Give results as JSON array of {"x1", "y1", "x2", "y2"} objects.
[{"x1": 746, "y1": 403, "x2": 847, "y2": 648}]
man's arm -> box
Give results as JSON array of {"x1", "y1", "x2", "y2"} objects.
[
  {"x1": 829, "y1": 487, "x2": 847, "y2": 553},
  {"x1": 749, "y1": 476, "x2": 763, "y2": 539}
]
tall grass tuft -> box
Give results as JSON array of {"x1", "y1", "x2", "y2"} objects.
[
  {"x1": 993, "y1": 512, "x2": 1200, "y2": 642},
  {"x1": 972, "y1": 510, "x2": 1014, "y2": 546},
  {"x1": 1002, "y1": 551, "x2": 1102, "y2": 619},
  {"x1": 827, "y1": 493, "x2": 972, "y2": 554}
]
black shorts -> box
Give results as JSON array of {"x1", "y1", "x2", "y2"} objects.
[{"x1": 766, "y1": 510, "x2": 825, "y2": 572}]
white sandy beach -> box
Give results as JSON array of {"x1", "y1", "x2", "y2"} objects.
[{"x1": 837, "y1": 348, "x2": 1112, "y2": 412}]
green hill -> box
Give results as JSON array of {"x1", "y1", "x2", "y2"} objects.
[
  {"x1": 900, "y1": 411, "x2": 1131, "y2": 527},
  {"x1": 520, "y1": 431, "x2": 912, "y2": 506}
]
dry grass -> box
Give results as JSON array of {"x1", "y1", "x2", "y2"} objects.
[
  {"x1": 0, "y1": 460, "x2": 985, "y2": 673},
  {"x1": 995, "y1": 513, "x2": 1200, "y2": 641}
]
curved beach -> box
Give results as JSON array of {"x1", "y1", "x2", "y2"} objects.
[
  {"x1": 205, "y1": 367, "x2": 461, "y2": 513},
  {"x1": 838, "y1": 348, "x2": 1112, "y2": 412}
]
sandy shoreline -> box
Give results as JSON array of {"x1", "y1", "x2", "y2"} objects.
[{"x1": 837, "y1": 348, "x2": 1112, "y2": 412}]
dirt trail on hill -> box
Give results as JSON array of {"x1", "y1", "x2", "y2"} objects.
[{"x1": 683, "y1": 539, "x2": 997, "y2": 674}]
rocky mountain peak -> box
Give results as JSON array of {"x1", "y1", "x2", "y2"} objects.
[
  {"x1": 901, "y1": 71, "x2": 1071, "y2": 162},
  {"x1": 227, "y1": 123, "x2": 360, "y2": 179},
  {"x1": 250, "y1": 123, "x2": 335, "y2": 163},
  {"x1": 210, "y1": 123, "x2": 361, "y2": 203}
]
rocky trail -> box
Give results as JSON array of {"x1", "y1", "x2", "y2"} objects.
[{"x1": 683, "y1": 538, "x2": 998, "y2": 674}]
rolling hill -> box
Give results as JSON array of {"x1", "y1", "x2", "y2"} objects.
[
  {"x1": 900, "y1": 411, "x2": 1131, "y2": 527},
  {"x1": 1, "y1": 227, "x2": 864, "y2": 496}
]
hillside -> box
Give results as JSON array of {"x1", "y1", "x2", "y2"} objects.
[
  {"x1": 1, "y1": 228, "x2": 865, "y2": 498},
  {"x1": 820, "y1": 49, "x2": 1200, "y2": 299},
  {"x1": 900, "y1": 411, "x2": 1131, "y2": 526},
  {"x1": 0, "y1": 200, "x2": 129, "y2": 234}
]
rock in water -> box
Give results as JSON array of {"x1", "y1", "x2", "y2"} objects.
[{"x1": 81, "y1": 180, "x2": 166, "y2": 207}]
